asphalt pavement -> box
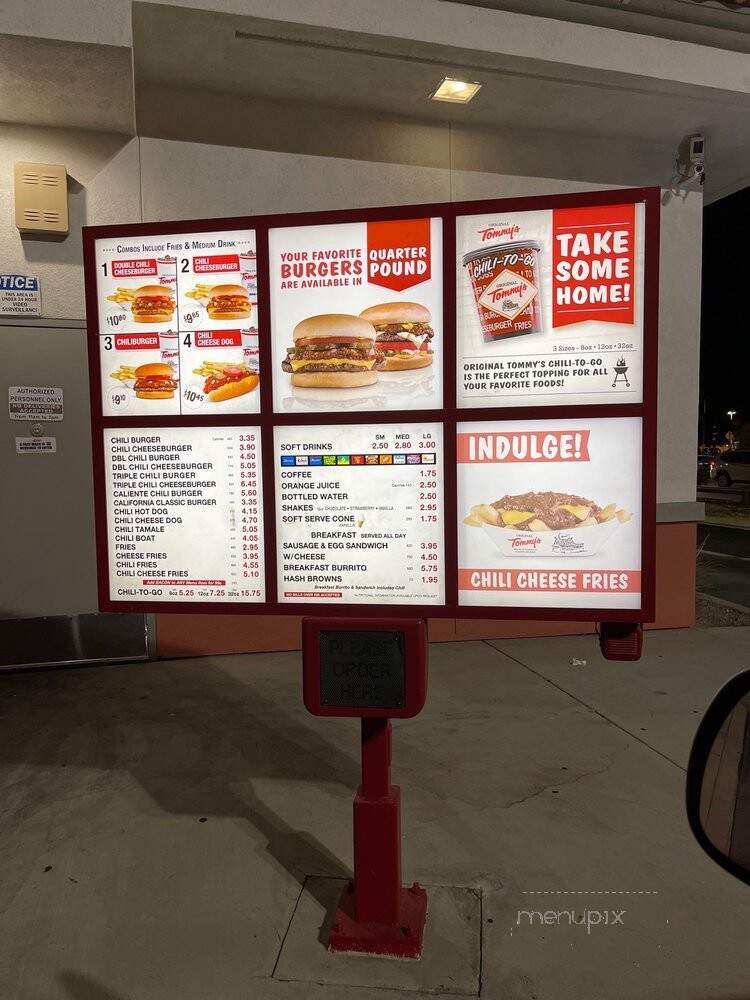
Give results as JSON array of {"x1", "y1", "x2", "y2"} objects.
[{"x1": 697, "y1": 522, "x2": 750, "y2": 610}]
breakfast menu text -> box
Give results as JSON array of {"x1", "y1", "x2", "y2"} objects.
[
  {"x1": 274, "y1": 423, "x2": 445, "y2": 604},
  {"x1": 104, "y1": 427, "x2": 264, "y2": 603}
]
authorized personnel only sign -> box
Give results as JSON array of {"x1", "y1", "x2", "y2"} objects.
[
  {"x1": 0, "y1": 275, "x2": 41, "y2": 317},
  {"x1": 8, "y1": 386, "x2": 63, "y2": 421}
]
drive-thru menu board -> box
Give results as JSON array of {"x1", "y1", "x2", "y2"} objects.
[
  {"x1": 275, "y1": 423, "x2": 444, "y2": 604},
  {"x1": 84, "y1": 187, "x2": 657, "y2": 619}
]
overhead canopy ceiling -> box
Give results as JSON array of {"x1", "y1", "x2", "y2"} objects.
[
  {"x1": 0, "y1": 3, "x2": 746, "y2": 201},
  {"x1": 131, "y1": 4, "x2": 750, "y2": 201},
  {"x1": 446, "y1": 0, "x2": 750, "y2": 53},
  {"x1": 0, "y1": 33, "x2": 133, "y2": 134}
]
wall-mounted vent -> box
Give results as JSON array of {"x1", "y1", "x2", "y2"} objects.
[{"x1": 14, "y1": 162, "x2": 69, "y2": 236}]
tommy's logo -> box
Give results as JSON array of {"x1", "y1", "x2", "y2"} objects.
[
  {"x1": 511, "y1": 535, "x2": 542, "y2": 550},
  {"x1": 478, "y1": 223, "x2": 521, "y2": 242}
]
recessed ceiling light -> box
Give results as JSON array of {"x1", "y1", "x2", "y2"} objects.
[{"x1": 430, "y1": 78, "x2": 482, "y2": 104}]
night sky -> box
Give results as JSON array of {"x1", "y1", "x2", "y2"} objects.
[{"x1": 700, "y1": 185, "x2": 749, "y2": 446}]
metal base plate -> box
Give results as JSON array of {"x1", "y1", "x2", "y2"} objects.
[{"x1": 328, "y1": 882, "x2": 428, "y2": 959}]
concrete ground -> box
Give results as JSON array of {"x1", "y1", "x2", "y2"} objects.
[
  {"x1": 2, "y1": 627, "x2": 750, "y2": 999},
  {"x1": 698, "y1": 522, "x2": 750, "y2": 611}
]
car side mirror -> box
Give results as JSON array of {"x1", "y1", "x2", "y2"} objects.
[{"x1": 686, "y1": 670, "x2": 750, "y2": 886}]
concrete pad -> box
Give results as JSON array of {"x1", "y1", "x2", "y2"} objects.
[
  {"x1": 274, "y1": 878, "x2": 480, "y2": 996},
  {"x1": 488, "y1": 627, "x2": 750, "y2": 766},
  {"x1": 3, "y1": 633, "x2": 750, "y2": 999}
]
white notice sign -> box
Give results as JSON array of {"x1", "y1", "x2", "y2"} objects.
[
  {"x1": 0, "y1": 275, "x2": 41, "y2": 317},
  {"x1": 8, "y1": 386, "x2": 63, "y2": 421},
  {"x1": 16, "y1": 436, "x2": 56, "y2": 454}
]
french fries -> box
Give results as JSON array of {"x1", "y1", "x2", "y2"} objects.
[
  {"x1": 463, "y1": 513, "x2": 484, "y2": 527},
  {"x1": 599, "y1": 502, "x2": 618, "y2": 522},
  {"x1": 110, "y1": 365, "x2": 138, "y2": 382},
  {"x1": 106, "y1": 287, "x2": 138, "y2": 306},
  {"x1": 465, "y1": 504, "x2": 500, "y2": 526},
  {"x1": 192, "y1": 360, "x2": 252, "y2": 378},
  {"x1": 184, "y1": 283, "x2": 215, "y2": 301},
  {"x1": 465, "y1": 497, "x2": 634, "y2": 531}
]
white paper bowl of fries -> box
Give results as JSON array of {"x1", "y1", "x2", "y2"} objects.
[{"x1": 464, "y1": 498, "x2": 633, "y2": 558}]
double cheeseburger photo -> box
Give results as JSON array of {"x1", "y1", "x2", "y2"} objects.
[
  {"x1": 131, "y1": 285, "x2": 176, "y2": 324},
  {"x1": 282, "y1": 314, "x2": 378, "y2": 388},
  {"x1": 281, "y1": 302, "x2": 435, "y2": 390}
]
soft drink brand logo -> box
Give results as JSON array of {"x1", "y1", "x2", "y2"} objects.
[{"x1": 366, "y1": 218, "x2": 431, "y2": 292}]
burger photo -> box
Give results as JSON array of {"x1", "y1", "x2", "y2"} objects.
[
  {"x1": 201, "y1": 364, "x2": 259, "y2": 402},
  {"x1": 359, "y1": 301, "x2": 434, "y2": 371},
  {"x1": 132, "y1": 362, "x2": 179, "y2": 400},
  {"x1": 131, "y1": 285, "x2": 176, "y2": 324},
  {"x1": 206, "y1": 284, "x2": 252, "y2": 321},
  {"x1": 282, "y1": 314, "x2": 378, "y2": 389}
]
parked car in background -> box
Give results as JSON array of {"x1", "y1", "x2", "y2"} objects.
[
  {"x1": 713, "y1": 450, "x2": 750, "y2": 487},
  {"x1": 697, "y1": 453, "x2": 716, "y2": 484}
]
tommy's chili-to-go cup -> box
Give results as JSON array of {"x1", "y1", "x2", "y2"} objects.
[{"x1": 463, "y1": 241, "x2": 543, "y2": 341}]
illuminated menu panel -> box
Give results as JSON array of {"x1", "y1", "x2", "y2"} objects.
[
  {"x1": 457, "y1": 416, "x2": 642, "y2": 608},
  {"x1": 104, "y1": 426, "x2": 264, "y2": 603},
  {"x1": 269, "y1": 218, "x2": 443, "y2": 413},
  {"x1": 456, "y1": 203, "x2": 644, "y2": 408},
  {"x1": 94, "y1": 230, "x2": 260, "y2": 417},
  {"x1": 274, "y1": 423, "x2": 444, "y2": 604}
]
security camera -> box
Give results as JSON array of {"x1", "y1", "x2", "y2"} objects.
[
  {"x1": 688, "y1": 134, "x2": 705, "y2": 165},
  {"x1": 673, "y1": 132, "x2": 707, "y2": 188}
]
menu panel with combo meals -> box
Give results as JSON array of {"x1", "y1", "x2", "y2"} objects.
[{"x1": 94, "y1": 229, "x2": 260, "y2": 417}]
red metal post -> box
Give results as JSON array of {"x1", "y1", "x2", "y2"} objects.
[
  {"x1": 354, "y1": 719, "x2": 401, "y2": 924},
  {"x1": 328, "y1": 713, "x2": 428, "y2": 957}
]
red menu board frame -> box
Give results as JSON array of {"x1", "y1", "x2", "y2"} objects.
[{"x1": 83, "y1": 186, "x2": 659, "y2": 621}]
